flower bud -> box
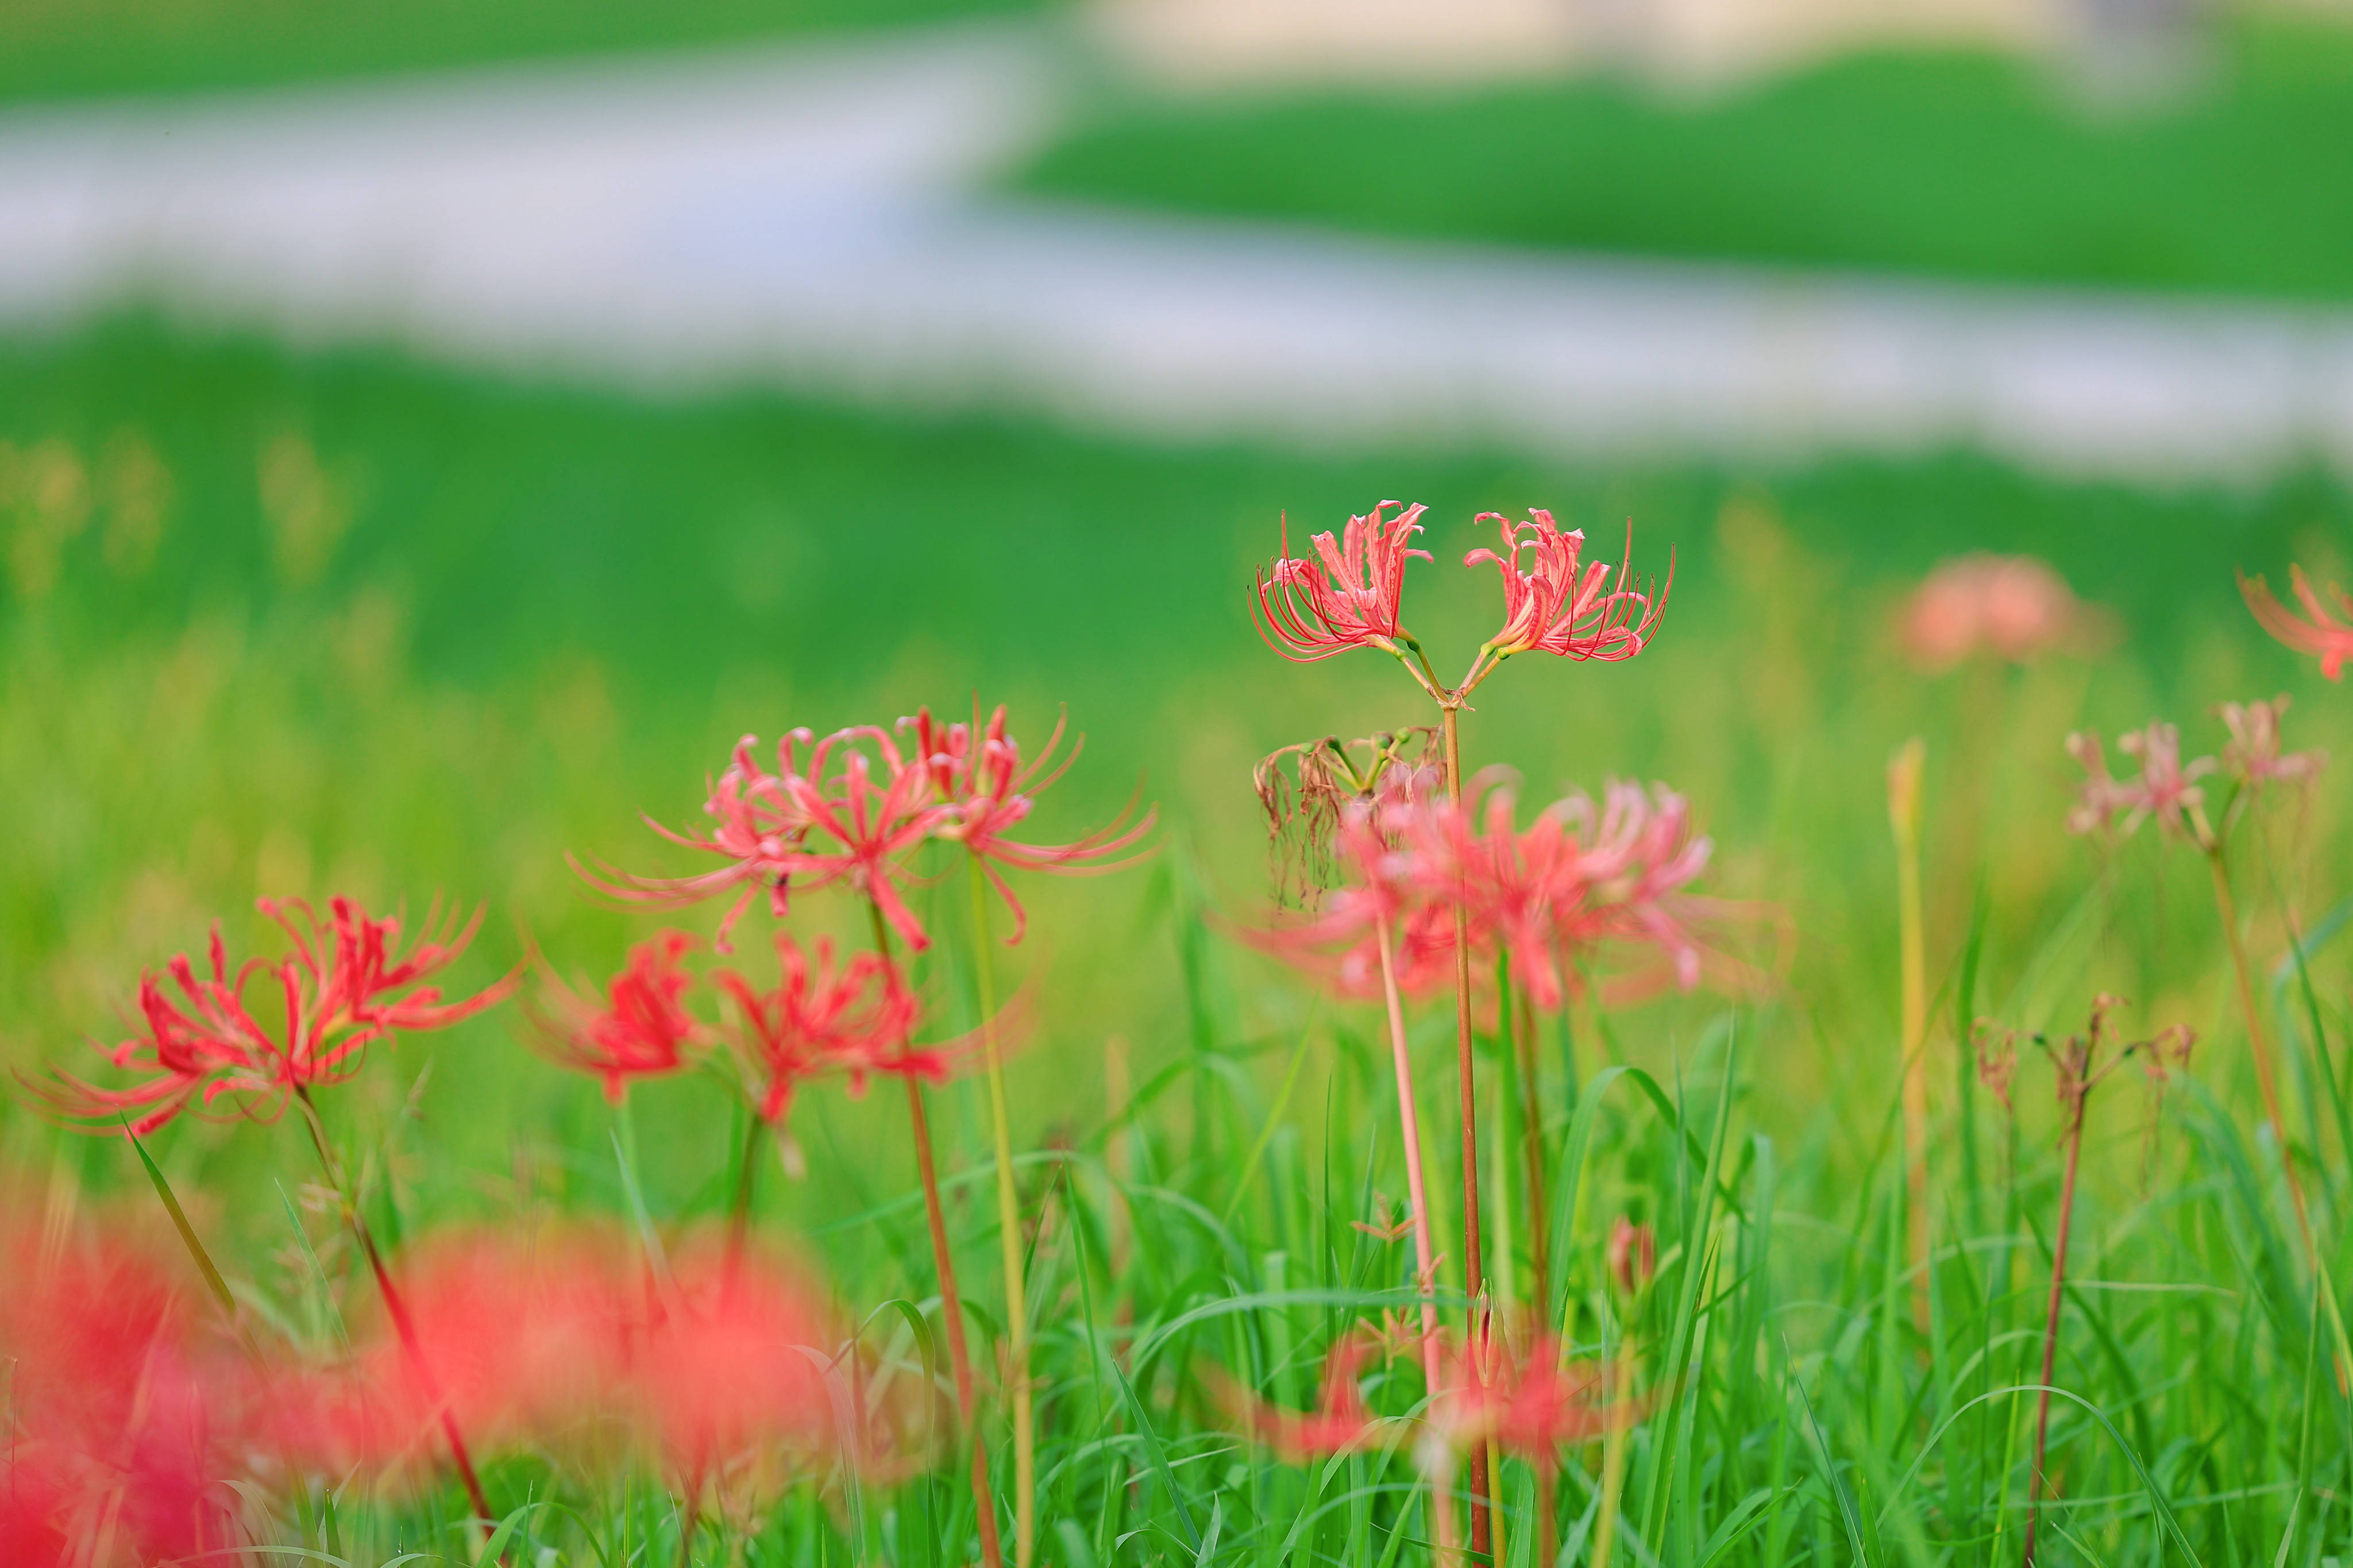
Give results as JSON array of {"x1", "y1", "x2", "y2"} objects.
[{"x1": 1607, "y1": 1216, "x2": 1655, "y2": 1299}]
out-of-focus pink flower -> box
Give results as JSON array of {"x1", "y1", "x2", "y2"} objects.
[
  {"x1": 297, "y1": 1228, "x2": 836, "y2": 1494},
  {"x1": 2066, "y1": 723, "x2": 2216, "y2": 842},
  {"x1": 1234, "y1": 1326, "x2": 1642, "y2": 1467},
  {"x1": 532, "y1": 930, "x2": 703, "y2": 1104},
  {"x1": 2241, "y1": 565, "x2": 2353, "y2": 680},
  {"x1": 33, "y1": 897, "x2": 515, "y2": 1136},
  {"x1": 717, "y1": 932, "x2": 911, "y2": 1124},
  {"x1": 635, "y1": 1239, "x2": 836, "y2": 1491},
  {"x1": 1430, "y1": 1338, "x2": 1639, "y2": 1457},
  {"x1": 1556, "y1": 782, "x2": 1714, "y2": 996},
  {"x1": 1607, "y1": 1216, "x2": 1656, "y2": 1298},
  {"x1": 2219, "y1": 695, "x2": 2325, "y2": 787},
  {"x1": 1464, "y1": 512, "x2": 1668, "y2": 662},
  {"x1": 1902, "y1": 553, "x2": 2105, "y2": 672},
  {"x1": 1251, "y1": 770, "x2": 1729, "y2": 1011},
  {"x1": 900, "y1": 703, "x2": 1155, "y2": 943},
  {"x1": 1254, "y1": 501, "x2": 1430, "y2": 662},
  {"x1": 0, "y1": 1211, "x2": 253, "y2": 1566}
]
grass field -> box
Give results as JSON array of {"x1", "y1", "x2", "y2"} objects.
[
  {"x1": 6, "y1": 318, "x2": 2353, "y2": 1563},
  {"x1": 1016, "y1": 18, "x2": 2353, "y2": 303}
]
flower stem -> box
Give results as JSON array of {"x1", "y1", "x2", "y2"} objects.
[
  {"x1": 967, "y1": 854, "x2": 1036, "y2": 1568},
  {"x1": 1890, "y1": 738, "x2": 1931, "y2": 1339},
  {"x1": 1438, "y1": 703, "x2": 1492, "y2": 1559},
  {"x1": 2207, "y1": 844, "x2": 2316, "y2": 1257},
  {"x1": 1512, "y1": 977, "x2": 1550, "y2": 1333},
  {"x1": 724, "y1": 1104, "x2": 762, "y2": 1269},
  {"x1": 2023, "y1": 1078, "x2": 2085, "y2": 1568},
  {"x1": 1370, "y1": 905, "x2": 1456, "y2": 1564},
  {"x1": 292, "y1": 1086, "x2": 495, "y2": 1526},
  {"x1": 866, "y1": 899, "x2": 1005, "y2": 1568}
]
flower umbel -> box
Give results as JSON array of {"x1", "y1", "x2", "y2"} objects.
[
  {"x1": 1253, "y1": 501, "x2": 1431, "y2": 662},
  {"x1": 36, "y1": 897, "x2": 515, "y2": 1136},
  {"x1": 1464, "y1": 512, "x2": 1669, "y2": 668},
  {"x1": 530, "y1": 930, "x2": 703, "y2": 1104},
  {"x1": 900, "y1": 702, "x2": 1155, "y2": 942},
  {"x1": 717, "y1": 932, "x2": 913, "y2": 1124}
]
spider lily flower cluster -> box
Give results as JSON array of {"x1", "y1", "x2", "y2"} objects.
[
  {"x1": 1252, "y1": 763, "x2": 1720, "y2": 1010},
  {"x1": 30, "y1": 897, "x2": 515, "y2": 1137},
  {"x1": 1256, "y1": 503, "x2": 1668, "y2": 705},
  {"x1": 28, "y1": 697, "x2": 1146, "y2": 1568},
  {"x1": 591, "y1": 708, "x2": 1150, "y2": 952}
]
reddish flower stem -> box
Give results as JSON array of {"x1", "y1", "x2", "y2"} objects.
[
  {"x1": 866, "y1": 899, "x2": 1005, "y2": 1568},
  {"x1": 1439, "y1": 705, "x2": 1492, "y2": 1559},
  {"x1": 1370, "y1": 906, "x2": 1457, "y2": 1563},
  {"x1": 294, "y1": 1087, "x2": 495, "y2": 1527},
  {"x1": 2023, "y1": 1079, "x2": 2085, "y2": 1568}
]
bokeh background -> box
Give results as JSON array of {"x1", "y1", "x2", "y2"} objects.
[{"x1": 6, "y1": 0, "x2": 2353, "y2": 1273}]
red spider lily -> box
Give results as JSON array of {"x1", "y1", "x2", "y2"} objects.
[
  {"x1": 588, "y1": 728, "x2": 948, "y2": 952},
  {"x1": 2066, "y1": 722, "x2": 2216, "y2": 842},
  {"x1": 1252, "y1": 770, "x2": 1727, "y2": 1011},
  {"x1": 1607, "y1": 1216, "x2": 1657, "y2": 1298},
  {"x1": 2219, "y1": 695, "x2": 2325, "y2": 787},
  {"x1": 1429, "y1": 1338, "x2": 1641, "y2": 1457},
  {"x1": 1396, "y1": 771, "x2": 1587, "y2": 1010},
  {"x1": 0, "y1": 1210, "x2": 256, "y2": 1566},
  {"x1": 1233, "y1": 1326, "x2": 1641, "y2": 1464},
  {"x1": 773, "y1": 728, "x2": 950, "y2": 952},
  {"x1": 900, "y1": 702, "x2": 1156, "y2": 943},
  {"x1": 2241, "y1": 565, "x2": 2353, "y2": 680},
  {"x1": 1254, "y1": 501, "x2": 1431, "y2": 662},
  {"x1": 1557, "y1": 781, "x2": 1714, "y2": 994},
  {"x1": 288, "y1": 1229, "x2": 835, "y2": 1490},
  {"x1": 530, "y1": 930, "x2": 704, "y2": 1104},
  {"x1": 578, "y1": 731, "x2": 820, "y2": 951},
  {"x1": 1464, "y1": 511, "x2": 1668, "y2": 663},
  {"x1": 1901, "y1": 553, "x2": 2110, "y2": 672},
  {"x1": 639, "y1": 1238, "x2": 837, "y2": 1491},
  {"x1": 716, "y1": 932, "x2": 912, "y2": 1125},
  {"x1": 33, "y1": 897, "x2": 516, "y2": 1136}
]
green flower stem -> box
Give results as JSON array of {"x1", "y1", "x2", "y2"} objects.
[{"x1": 968, "y1": 853, "x2": 1037, "y2": 1568}]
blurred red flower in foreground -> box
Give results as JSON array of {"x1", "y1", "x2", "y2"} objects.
[
  {"x1": 1255, "y1": 501, "x2": 1431, "y2": 661},
  {"x1": 901, "y1": 702, "x2": 1156, "y2": 942},
  {"x1": 2241, "y1": 565, "x2": 2353, "y2": 680},
  {"x1": 33, "y1": 897, "x2": 515, "y2": 1135},
  {"x1": 1901, "y1": 553, "x2": 2110, "y2": 672},
  {"x1": 531, "y1": 929, "x2": 703, "y2": 1103},
  {"x1": 0, "y1": 1207, "x2": 254, "y2": 1566},
  {"x1": 1464, "y1": 511, "x2": 1668, "y2": 662},
  {"x1": 291, "y1": 1228, "x2": 840, "y2": 1501}
]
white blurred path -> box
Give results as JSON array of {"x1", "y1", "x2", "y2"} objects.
[{"x1": 6, "y1": 23, "x2": 2353, "y2": 480}]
